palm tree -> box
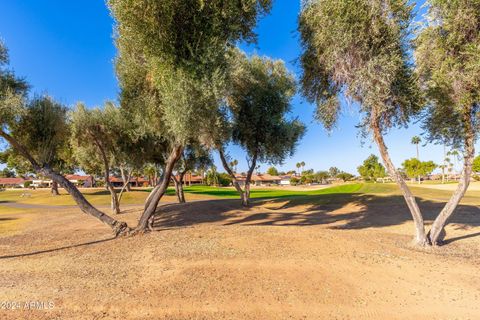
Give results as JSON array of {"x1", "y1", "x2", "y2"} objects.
[
  {"x1": 233, "y1": 159, "x2": 238, "y2": 173},
  {"x1": 447, "y1": 149, "x2": 460, "y2": 179},
  {"x1": 411, "y1": 136, "x2": 421, "y2": 159},
  {"x1": 300, "y1": 161, "x2": 305, "y2": 173},
  {"x1": 296, "y1": 162, "x2": 301, "y2": 176}
]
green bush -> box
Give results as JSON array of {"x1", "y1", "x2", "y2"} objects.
[
  {"x1": 23, "y1": 180, "x2": 32, "y2": 188},
  {"x1": 290, "y1": 177, "x2": 300, "y2": 186}
]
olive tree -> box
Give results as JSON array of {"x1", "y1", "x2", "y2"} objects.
[
  {"x1": 415, "y1": 0, "x2": 480, "y2": 244},
  {"x1": 109, "y1": 0, "x2": 273, "y2": 231},
  {"x1": 71, "y1": 103, "x2": 128, "y2": 214},
  {"x1": 0, "y1": 42, "x2": 129, "y2": 235},
  {"x1": 219, "y1": 52, "x2": 305, "y2": 206},
  {"x1": 299, "y1": 0, "x2": 430, "y2": 244}
]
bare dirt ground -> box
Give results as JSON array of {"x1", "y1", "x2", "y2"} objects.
[
  {"x1": 1, "y1": 191, "x2": 480, "y2": 319},
  {"x1": 413, "y1": 181, "x2": 480, "y2": 191}
]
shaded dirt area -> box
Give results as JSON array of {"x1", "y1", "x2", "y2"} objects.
[{"x1": 1, "y1": 192, "x2": 480, "y2": 319}]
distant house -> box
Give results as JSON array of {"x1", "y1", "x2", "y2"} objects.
[
  {"x1": 31, "y1": 179, "x2": 53, "y2": 188},
  {"x1": 65, "y1": 174, "x2": 95, "y2": 187},
  {"x1": 109, "y1": 176, "x2": 150, "y2": 188},
  {"x1": 279, "y1": 175, "x2": 292, "y2": 185},
  {"x1": 0, "y1": 177, "x2": 29, "y2": 188},
  {"x1": 172, "y1": 173, "x2": 204, "y2": 185},
  {"x1": 235, "y1": 173, "x2": 281, "y2": 186}
]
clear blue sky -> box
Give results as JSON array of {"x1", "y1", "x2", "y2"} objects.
[{"x1": 0, "y1": 1, "x2": 476, "y2": 174}]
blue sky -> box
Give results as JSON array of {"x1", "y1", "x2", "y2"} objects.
[{"x1": 0, "y1": 1, "x2": 475, "y2": 174}]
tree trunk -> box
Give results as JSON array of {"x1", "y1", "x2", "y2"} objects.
[
  {"x1": 428, "y1": 112, "x2": 475, "y2": 245},
  {"x1": 51, "y1": 180, "x2": 60, "y2": 196},
  {"x1": 0, "y1": 130, "x2": 129, "y2": 236},
  {"x1": 120, "y1": 166, "x2": 132, "y2": 192},
  {"x1": 372, "y1": 123, "x2": 427, "y2": 245},
  {"x1": 135, "y1": 145, "x2": 184, "y2": 232},
  {"x1": 118, "y1": 172, "x2": 132, "y2": 205},
  {"x1": 172, "y1": 173, "x2": 186, "y2": 203},
  {"x1": 218, "y1": 148, "x2": 247, "y2": 204},
  {"x1": 242, "y1": 154, "x2": 257, "y2": 207},
  {"x1": 94, "y1": 137, "x2": 120, "y2": 215}
]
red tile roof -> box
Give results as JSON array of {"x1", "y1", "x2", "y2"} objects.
[
  {"x1": 174, "y1": 174, "x2": 203, "y2": 182},
  {"x1": 109, "y1": 176, "x2": 149, "y2": 183},
  {"x1": 65, "y1": 174, "x2": 93, "y2": 181},
  {"x1": 0, "y1": 177, "x2": 26, "y2": 185},
  {"x1": 234, "y1": 174, "x2": 281, "y2": 182}
]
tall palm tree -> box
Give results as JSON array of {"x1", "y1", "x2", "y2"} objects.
[
  {"x1": 447, "y1": 149, "x2": 460, "y2": 178},
  {"x1": 296, "y1": 162, "x2": 301, "y2": 175},
  {"x1": 411, "y1": 136, "x2": 421, "y2": 159},
  {"x1": 301, "y1": 161, "x2": 305, "y2": 173}
]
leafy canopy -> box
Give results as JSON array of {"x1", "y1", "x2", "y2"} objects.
[
  {"x1": 0, "y1": 41, "x2": 28, "y2": 128},
  {"x1": 227, "y1": 52, "x2": 305, "y2": 164},
  {"x1": 11, "y1": 96, "x2": 71, "y2": 169},
  {"x1": 473, "y1": 155, "x2": 480, "y2": 173},
  {"x1": 110, "y1": 0, "x2": 273, "y2": 146},
  {"x1": 299, "y1": 0, "x2": 422, "y2": 132},
  {"x1": 357, "y1": 154, "x2": 387, "y2": 181},
  {"x1": 416, "y1": 0, "x2": 480, "y2": 147},
  {"x1": 402, "y1": 158, "x2": 437, "y2": 179}
]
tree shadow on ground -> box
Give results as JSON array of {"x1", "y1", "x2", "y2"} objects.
[
  {"x1": 151, "y1": 193, "x2": 480, "y2": 244},
  {"x1": 0, "y1": 237, "x2": 116, "y2": 259},
  {"x1": 0, "y1": 217, "x2": 18, "y2": 221}
]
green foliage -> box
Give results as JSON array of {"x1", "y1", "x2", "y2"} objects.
[
  {"x1": 357, "y1": 154, "x2": 386, "y2": 181},
  {"x1": 0, "y1": 168, "x2": 15, "y2": 178},
  {"x1": 109, "y1": 0, "x2": 272, "y2": 74},
  {"x1": 0, "y1": 41, "x2": 29, "y2": 128},
  {"x1": 337, "y1": 172, "x2": 354, "y2": 182},
  {"x1": 206, "y1": 171, "x2": 231, "y2": 187},
  {"x1": 472, "y1": 155, "x2": 480, "y2": 173},
  {"x1": 289, "y1": 177, "x2": 300, "y2": 186},
  {"x1": 266, "y1": 166, "x2": 279, "y2": 176},
  {"x1": 12, "y1": 96, "x2": 71, "y2": 169},
  {"x1": 328, "y1": 167, "x2": 339, "y2": 178},
  {"x1": 314, "y1": 171, "x2": 330, "y2": 184},
  {"x1": 416, "y1": 1, "x2": 480, "y2": 146},
  {"x1": 299, "y1": 0, "x2": 422, "y2": 133},
  {"x1": 23, "y1": 180, "x2": 32, "y2": 188},
  {"x1": 177, "y1": 144, "x2": 213, "y2": 174},
  {"x1": 402, "y1": 158, "x2": 437, "y2": 179},
  {"x1": 227, "y1": 52, "x2": 306, "y2": 164},
  {"x1": 110, "y1": 0, "x2": 272, "y2": 147},
  {"x1": 411, "y1": 136, "x2": 421, "y2": 145}
]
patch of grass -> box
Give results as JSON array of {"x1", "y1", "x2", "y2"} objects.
[
  {"x1": 0, "y1": 205, "x2": 34, "y2": 236},
  {"x1": 182, "y1": 183, "x2": 363, "y2": 199}
]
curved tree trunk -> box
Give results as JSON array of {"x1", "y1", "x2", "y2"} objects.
[
  {"x1": 242, "y1": 153, "x2": 257, "y2": 207},
  {"x1": 118, "y1": 171, "x2": 132, "y2": 205},
  {"x1": 120, "y1": 166, "x2": 132, "y2": 192},
  {"x1": 219, "y1": 148, "x2": 247, "y2": 203},
  {"x1": 172, "y1": 173, "x2": 186, "y2": 203},
  {"x1": 0, "y1": 130, "x2": 129, "y2": 236},
  {"x1": 372, "y1": 123, "x2": 428, "y2": 246},
  {"x1": 51, "y1": 180, "x2": 60, "y2": 196},
  {"x1": 94, "y1": 137, "x2": 120, "y2": 215},
  {"x1": 135, "y1": 145, "x2": 184, "y2": 232},
  {"x1": 428, "y1": 111, "x2": 476, "y2": 245}
]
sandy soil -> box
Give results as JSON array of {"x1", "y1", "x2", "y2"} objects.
[
  {"x1": 1, "y1": 195, "x2": 480, "y2": 319},
  {"x1": 411, "y1": 181, "x2": 480, "y2": 192}
]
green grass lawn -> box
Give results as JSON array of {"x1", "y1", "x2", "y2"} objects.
[
  {"x1": 179, "y1": 183, "x2": 363, "y2": 199},
  {"x1": 0, "y1": 183, "x2": 478, "y2": 207}
]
